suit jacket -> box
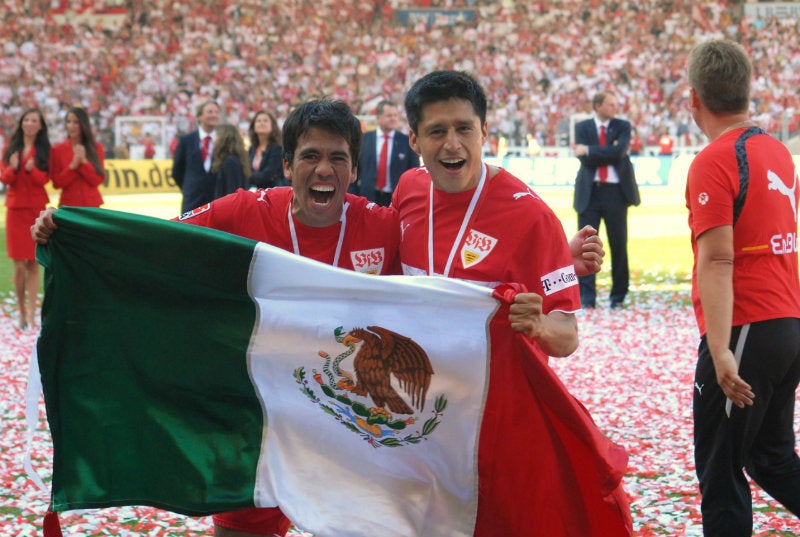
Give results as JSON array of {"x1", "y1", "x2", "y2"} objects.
[
  {"x1": 573, "y1": 117, "x2": 640, "y2": 213},
  {"x1": 248, "y1": 144, "x2": 286, "y2": 189},
  {"x1": 49, "y1": 140, "x2": 105, "y2": 208},
  {"x1": 172, "y1": 130, "x2": 219, "y2": 214},
  {"x1": 214, "y1": 154, "x2": 247, "y2": 199},
  {"x1": 1, "y1": 146, "x2": 50, "y2": 209},
  {"x1": 356, "y1": 129, "x2": 419, "y2": 202}
]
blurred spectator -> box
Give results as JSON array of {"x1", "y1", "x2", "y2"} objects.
[
  {"x1": 210, "y1": 122, "x2": 250, "y2": 199},
  {"x1": 355, "y1": 100, "x2": 418, "y2": 206},
  {"x1": 143, "y1": 132, "x2": 156, "y2": 159},
  {"x1": 0, "y1": 1, "x2": 798, "y2": 152},
  {"x1": 247, "y1": 110, "x2": 285, "y2": 189},
  {"x1": 526, "y1": 133, "x2": 542, "y2": 156},
  {"x1": 169, "y1": 133, "x2": 180, "y2": 158},
  {"x1": 1, "y1": 107, "x2": 51, "y2": 329},
  {"x1": 172, "y1": 100, "x2": 221, "y2": 213},
  {"x1": 113, "y1": 143, "x2": 129, "y2": 159},
  {"x1": 49, "y1": 106, "x2": 105, "y2": 208},
  {"x1": 629, "y1": 129, "x2": 643, "y2": 155},
  {"x1": 658, "y1": 130, "x2": 675, "y2": 155}
]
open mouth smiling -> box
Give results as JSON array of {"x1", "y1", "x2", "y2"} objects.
[
  {"x1": 310, "y1": 184, "x2": 336, "y2": 205},
  {"x1": 441, "y1": 158, "x2": 466, "y2": 170}
]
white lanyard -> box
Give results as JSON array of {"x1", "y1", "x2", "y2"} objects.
[
  {"x1": 427, "y1": 163, "x2": 487, "y2": 276},
  {"x1": 288, "y1": 202, "x2": 349, "y2": 268}
]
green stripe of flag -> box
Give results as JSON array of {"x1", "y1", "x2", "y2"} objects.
[{"x1": 37, "y1": 207, "x2": 262, "y2": 514}]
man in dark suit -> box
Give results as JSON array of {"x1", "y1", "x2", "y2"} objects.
[
  {"x1": 573, "y1": 91, "x2": 640, "y2": 309},
  {"x1": 172, "y1": 100, "x2": 221, "y2": 214},
  {"x1": 356, "y1": 100, "x2": 419, "y2": 206}
]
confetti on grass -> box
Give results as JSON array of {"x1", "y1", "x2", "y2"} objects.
[
  {"x1": 554, "y1": 288, "x2": 800, "y2": 536},
  {"x1": 0, "y1": 290, "x2": 797, "y2": 536}
]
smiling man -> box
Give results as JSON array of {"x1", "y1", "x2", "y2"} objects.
[
  {"x1": 178, "y1": 100, "x2": 402, "y2": 535},
  {"x1": 391, "y1": 70, "x2": 631, "y2": 535},
  {"x1": 393, "y1": 70, "x2": 582, "y2": 359},
  {"x1": 177, "y1": 100, "x2": 402, "y2": 279}
]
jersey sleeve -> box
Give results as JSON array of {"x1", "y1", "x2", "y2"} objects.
[
  {"x1": 177, "y1": 190, "x2": 250, "y2": 234},
  {"x1": 522, "y1": 209, "x2": 580, "y2": 314},
  {"x1": 686, "y1": 151, "x2": 736, "y2": 239}
]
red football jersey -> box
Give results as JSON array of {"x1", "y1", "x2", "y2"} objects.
[
  {"x1": 392, "y1": 166, "x2": 580, "y2": 314},
  {"x1": 179, "y1": 187, "x2": 401, "y2": 275}
]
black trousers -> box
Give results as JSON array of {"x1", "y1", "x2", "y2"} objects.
[
  {"x1": 577, "y1": 182, "x2": 629, "y2": 307},
  {"x1": 694, "y1": 318, "x2": 800, "y2": 537}
]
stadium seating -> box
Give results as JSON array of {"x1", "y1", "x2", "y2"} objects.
[{"x1": 1, "y1": 0, "x2": 798, "y2": 154}]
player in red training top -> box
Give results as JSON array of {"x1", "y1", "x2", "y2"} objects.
[{"x1": 685, "y1": 40, "x2": 800, "y2": 536}]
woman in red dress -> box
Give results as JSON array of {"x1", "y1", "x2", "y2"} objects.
[
  {"x1": 1, "y1": 108, "x2": 51, "y2": 329},
  {"x1": 49, "y1": 106, "x2": 105, "y2": 207}
]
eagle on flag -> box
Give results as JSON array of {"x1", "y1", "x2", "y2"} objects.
[{"x1": 342, "y1": 326, "x2": 434, "y2": 415}]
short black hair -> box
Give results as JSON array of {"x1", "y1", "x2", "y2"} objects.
[
  {"x1": 404, "y1": 71, "x2": 487, "y2": 135},
  {"x1": 282, "y1": 99, "x2": 361, "y2": 168}
]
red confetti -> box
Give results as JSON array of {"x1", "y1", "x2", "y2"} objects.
[
  {"x1": 551, "y1": 286, "x2": 800, "y2": 536},
  {"x1": 1, "y1": 288, "x2": 797, "y2": 536}
]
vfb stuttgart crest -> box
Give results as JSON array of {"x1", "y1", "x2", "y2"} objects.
[
  {"x1": 461, "y1": 229, "x2": 497, "y2": 268},
  {"x1": 294, "y1": 326, "x2": 447, "y2": 448}
]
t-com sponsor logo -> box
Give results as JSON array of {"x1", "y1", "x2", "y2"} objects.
[{"x1": 540, "y1": 266, "x2": 578, "y2": 296}]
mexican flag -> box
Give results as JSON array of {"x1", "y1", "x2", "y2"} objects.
[{"x1": 36, "y1": 207, "x2": 631, "y2": 537}]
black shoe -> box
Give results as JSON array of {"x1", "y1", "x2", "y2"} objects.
[
  {"x1": 581, "y1": 301, "x2": 596, "y2": 309},
  {"x1": 610, "y1": 300, "x2": 624, "y2": 309}
]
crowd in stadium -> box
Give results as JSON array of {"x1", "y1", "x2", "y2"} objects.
[{"x1": 1, "y1": 0, "x2": 798, "y2": 154}]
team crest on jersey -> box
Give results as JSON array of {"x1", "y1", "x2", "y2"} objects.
[
  {"x1": 294, "y1": 326, "x2": 446, "y2": 449},
  {"x1": 461, "y1": 229, "x2": 498, "y2": 268},
  {"x1": 350, "y1": 248, "x2": 385, "y2": 274},
  {"x1": 178, "y1": 203, "x2": 210, "y2": 220}
]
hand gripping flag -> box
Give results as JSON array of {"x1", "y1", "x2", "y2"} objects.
[{"x1": 35, "y1": 207, "x2": 631, "y2": 537}]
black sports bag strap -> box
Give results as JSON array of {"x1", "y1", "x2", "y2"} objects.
[{"x1": 732, "y1": 126, "x2": 766, "y2": 226}]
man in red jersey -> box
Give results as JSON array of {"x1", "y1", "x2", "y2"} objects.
[
  {"x1": 177, "y1": 100, "x2": 401, "y2": 277},
  {"x1": 395, "y1": 70, "x2": 584, "y2": 357},
  {"x1": 686, "y1": 39, "x2": 800, "y2": 537},
  {"x1": 393, "y1": 70, "x2": 632, "y2": 536}
]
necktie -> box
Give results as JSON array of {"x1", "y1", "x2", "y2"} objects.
[
  {"x1": 376, "y1": 132, "x2": 389, "y2": 191},
  {"x1": 201, "y1": 135, "x2": 211, "y2": 164},
  {"x1": 598, "y1": 125, "x2": 608, "y2": 183}
]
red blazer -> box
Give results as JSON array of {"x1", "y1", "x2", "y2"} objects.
[
  {"x1": 1, "y1": 146, "x2": 50, "y2": 209},
  {"x1": 50, "y1": 140, "x2": 105, "y2": 207}
]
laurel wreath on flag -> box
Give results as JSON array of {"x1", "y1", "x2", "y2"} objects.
[{"x1": 294, "y1": 366, "x2": 447, "y2": 448}]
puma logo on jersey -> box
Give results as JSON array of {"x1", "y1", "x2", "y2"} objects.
[
  {"x1": 767, "y1": 169, "x2": 798, "y2": 222},
  {"x1": 513, "y1": 190, "x2": 540, "y2": 201},
  {"x1": 401, "y1": 221, "x2": 411, "y2": 240}
]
